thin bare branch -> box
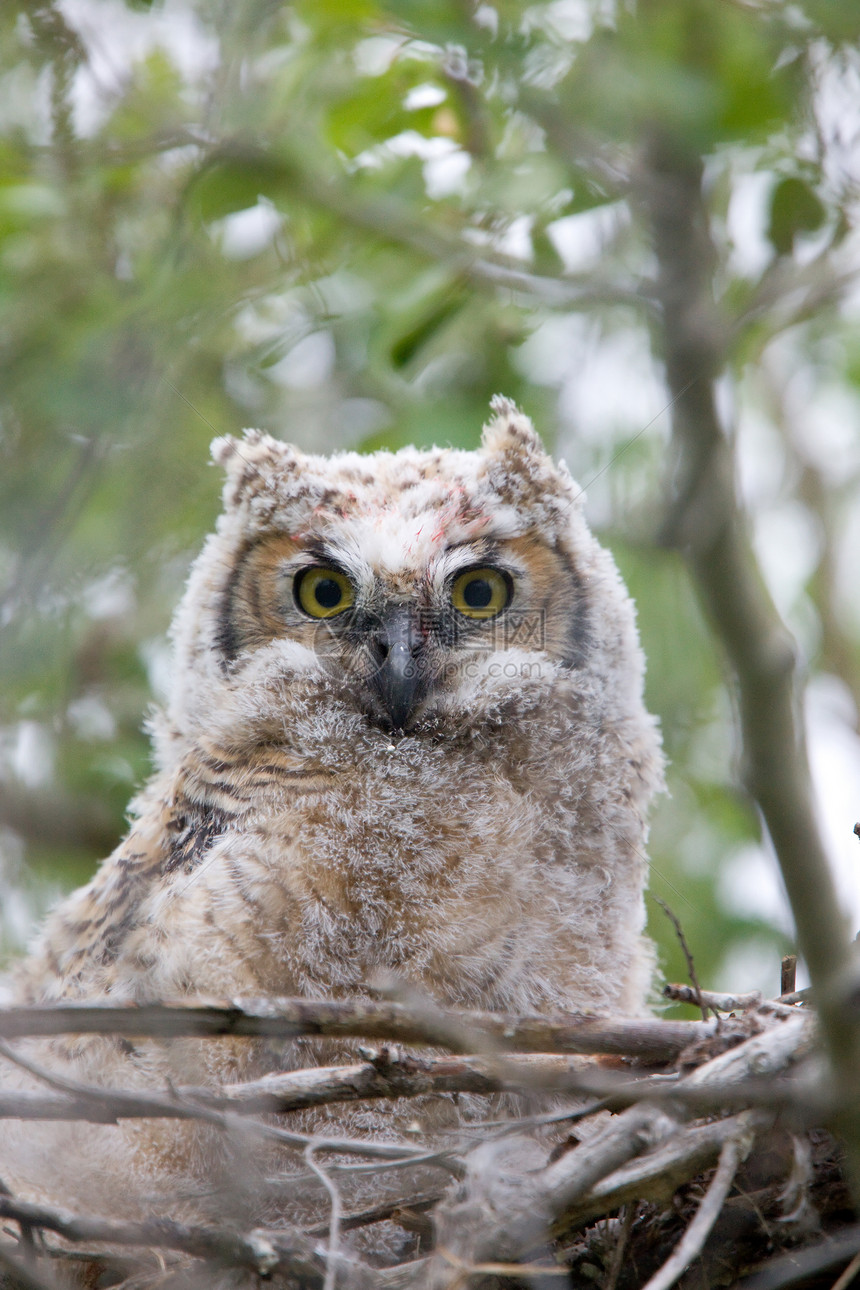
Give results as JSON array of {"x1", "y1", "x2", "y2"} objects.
[
  {"x1": 663, "y1": 984, "x2": 762, "y2": 1012},
  {"x1": 200, "y1": 142, "x2": 653, "y2": 313},
  {"x1": 0, "y1": 1049, "x2": 552, "y2": 1122},
  {"x1": 655, "y1": 899, "x2": 709, "y2": 1022},
  {"x1": 0, "y1": 997, "x2": 715, "y2": 1060},
  {"x1": 0, "y1": 1194, "x2": 377, "y2": 1290},
  {"x1": 779, "y1": 988, "x2": 813, "y2": 1006},
  {"x1": 437, "y1": 1246, "x2": 569, "y2": 1280},
  {"x1": 0, "y1": 1011, "x2": 824, "y2": 1128},
  {"x1": 0, "y1": 1039, "x2": 440, "y2": 1165},
  {"x1": 305, "y1": 1145, "x2": 342, "y2": 1290},
  {"x1": 0, "y1": 434, "x2": 104, "y2": 619},
  {"x1": 604, "y1": 1204, "x2": 635, "y2": 1290},
  {"x1": 219, "y1": 1049, "x2": 593, "y2": 1109},
  {"x1": 0, "y1": 1062, "x2": 820, "y2": 1127},
  {"x1": 736, "y1": 256, "x2": 860, "y2": 341},
  {"x1": 306, "y1": 1190, "x2": 441, "y2": 1239}
]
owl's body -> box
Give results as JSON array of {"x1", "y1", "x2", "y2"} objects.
[{"x1": 3, "y1": 400, "x2": 662, "y2": 1240}]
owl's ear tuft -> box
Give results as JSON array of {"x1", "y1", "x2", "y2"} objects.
[
  {"x1": 210, "y1": 434, "x2": 242, "y2": 466},
  {"x1": 210, "y1": 430, "x2": 302, "y2": 516},
  {"x1": 480, "y1": 397, "x2": 580, "y2": 531},
  {"x1": 482, "y1": 396, "x2": 544, "y2": 457}
]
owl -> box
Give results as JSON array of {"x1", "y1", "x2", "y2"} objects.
[{"x1": 2, "y1": 397, "x2": 663, "y2": 1253}]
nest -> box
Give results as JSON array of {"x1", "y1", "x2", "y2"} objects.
[{"x1": 0, "y1": 983, "x2": 856, "y2": 1289}]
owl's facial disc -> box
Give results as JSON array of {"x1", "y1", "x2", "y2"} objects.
[{"x1": 213, "y1": 522, "x2": 589, "y2": 736}]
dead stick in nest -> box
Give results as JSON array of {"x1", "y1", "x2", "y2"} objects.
[
  {"x1": 0, "y1": 1010, "x2": 823, "y2": 1128},
  {"x1": 421, "y1": 1014, "x2": 808, "y2": 1286},
  {"x1": 0, "y1": 1195, "x2": 376, "y2": 1290},
  {"x1": 0, "y1": 997, "x2": 715, "y2": 1060},
  {"x1": 0, "y1": 1040, "x2": 449, "y2": 1166},
  {"x1": 663, "y1": 984, "x2": 762, "y2": 1012},
  {"x1": 655, "y1": 899, "x2": 709, "y2": 1023}
]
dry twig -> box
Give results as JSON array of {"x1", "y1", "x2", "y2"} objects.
[
  {"x1": 604, "y1": 1204, "x2": 636, "y2": 1290},
  {"x1": 663, "y1": 984, "x2": 762, "y2": 1012},
  {"x1": 832, "y1": 1250, "x2": 860, "y2": 1290},
  {"x1": 0, "y1": 996, "x2": 715, "y2": 1060},
  {"x1": 655, "y1": 900, "x2": 709, "y2": 1023},
  {"x1": 739, "y1": 1224, "x2": 860, "y2": 1290},
  {"x1": 0, "y1": 1194, "x2": 375, "y2": 1289},
  {"x1": 0, "y1": 1038, "x2": 442, "y2": 1165}
]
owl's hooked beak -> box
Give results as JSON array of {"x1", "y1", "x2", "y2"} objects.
[{"x1": 369, "y1": 606, "x2": 428, "y2": 732}]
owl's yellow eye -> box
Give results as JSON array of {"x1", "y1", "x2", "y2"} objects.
[
  {"x1": 295, "y1": 567, "x2": 355, "y2": 618},
  {"x1": 451, "y1": 567, "x2": 511, "y2": 619}
]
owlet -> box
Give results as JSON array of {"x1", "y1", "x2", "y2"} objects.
[{"x1": 3, "y1": 397, "x2": 663, "y2": 1234}]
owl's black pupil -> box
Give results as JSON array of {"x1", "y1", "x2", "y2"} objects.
[
  {"x1": 314, "y1": 578, "x2": 342, "y2": 609},
  {"x1": 464, "y1": 578, "x2": 493, "y2": 609}
]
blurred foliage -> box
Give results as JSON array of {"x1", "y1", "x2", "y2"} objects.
[{"x1": 3, "y1": 0, "x2": 860, "y2": 1010}]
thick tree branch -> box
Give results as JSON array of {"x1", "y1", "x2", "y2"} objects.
[
  {"x1": 641, "y1": 135, "x2": 860, "y2": 1180},
  {"x1": 0, "y1": 781, "x2": 119, "y2": 858}
]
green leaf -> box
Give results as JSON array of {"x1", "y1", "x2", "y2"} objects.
[
  {"x1": 767, "y1": 176, "x2": 827, "y2": 256},
  {"x1": 185, "y1": 155, "x2": 291, "y2": 223}
]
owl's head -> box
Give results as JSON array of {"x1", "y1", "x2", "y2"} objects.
[{"x1": 166, "y1": 398, "x2": 645, "y2": 747}]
